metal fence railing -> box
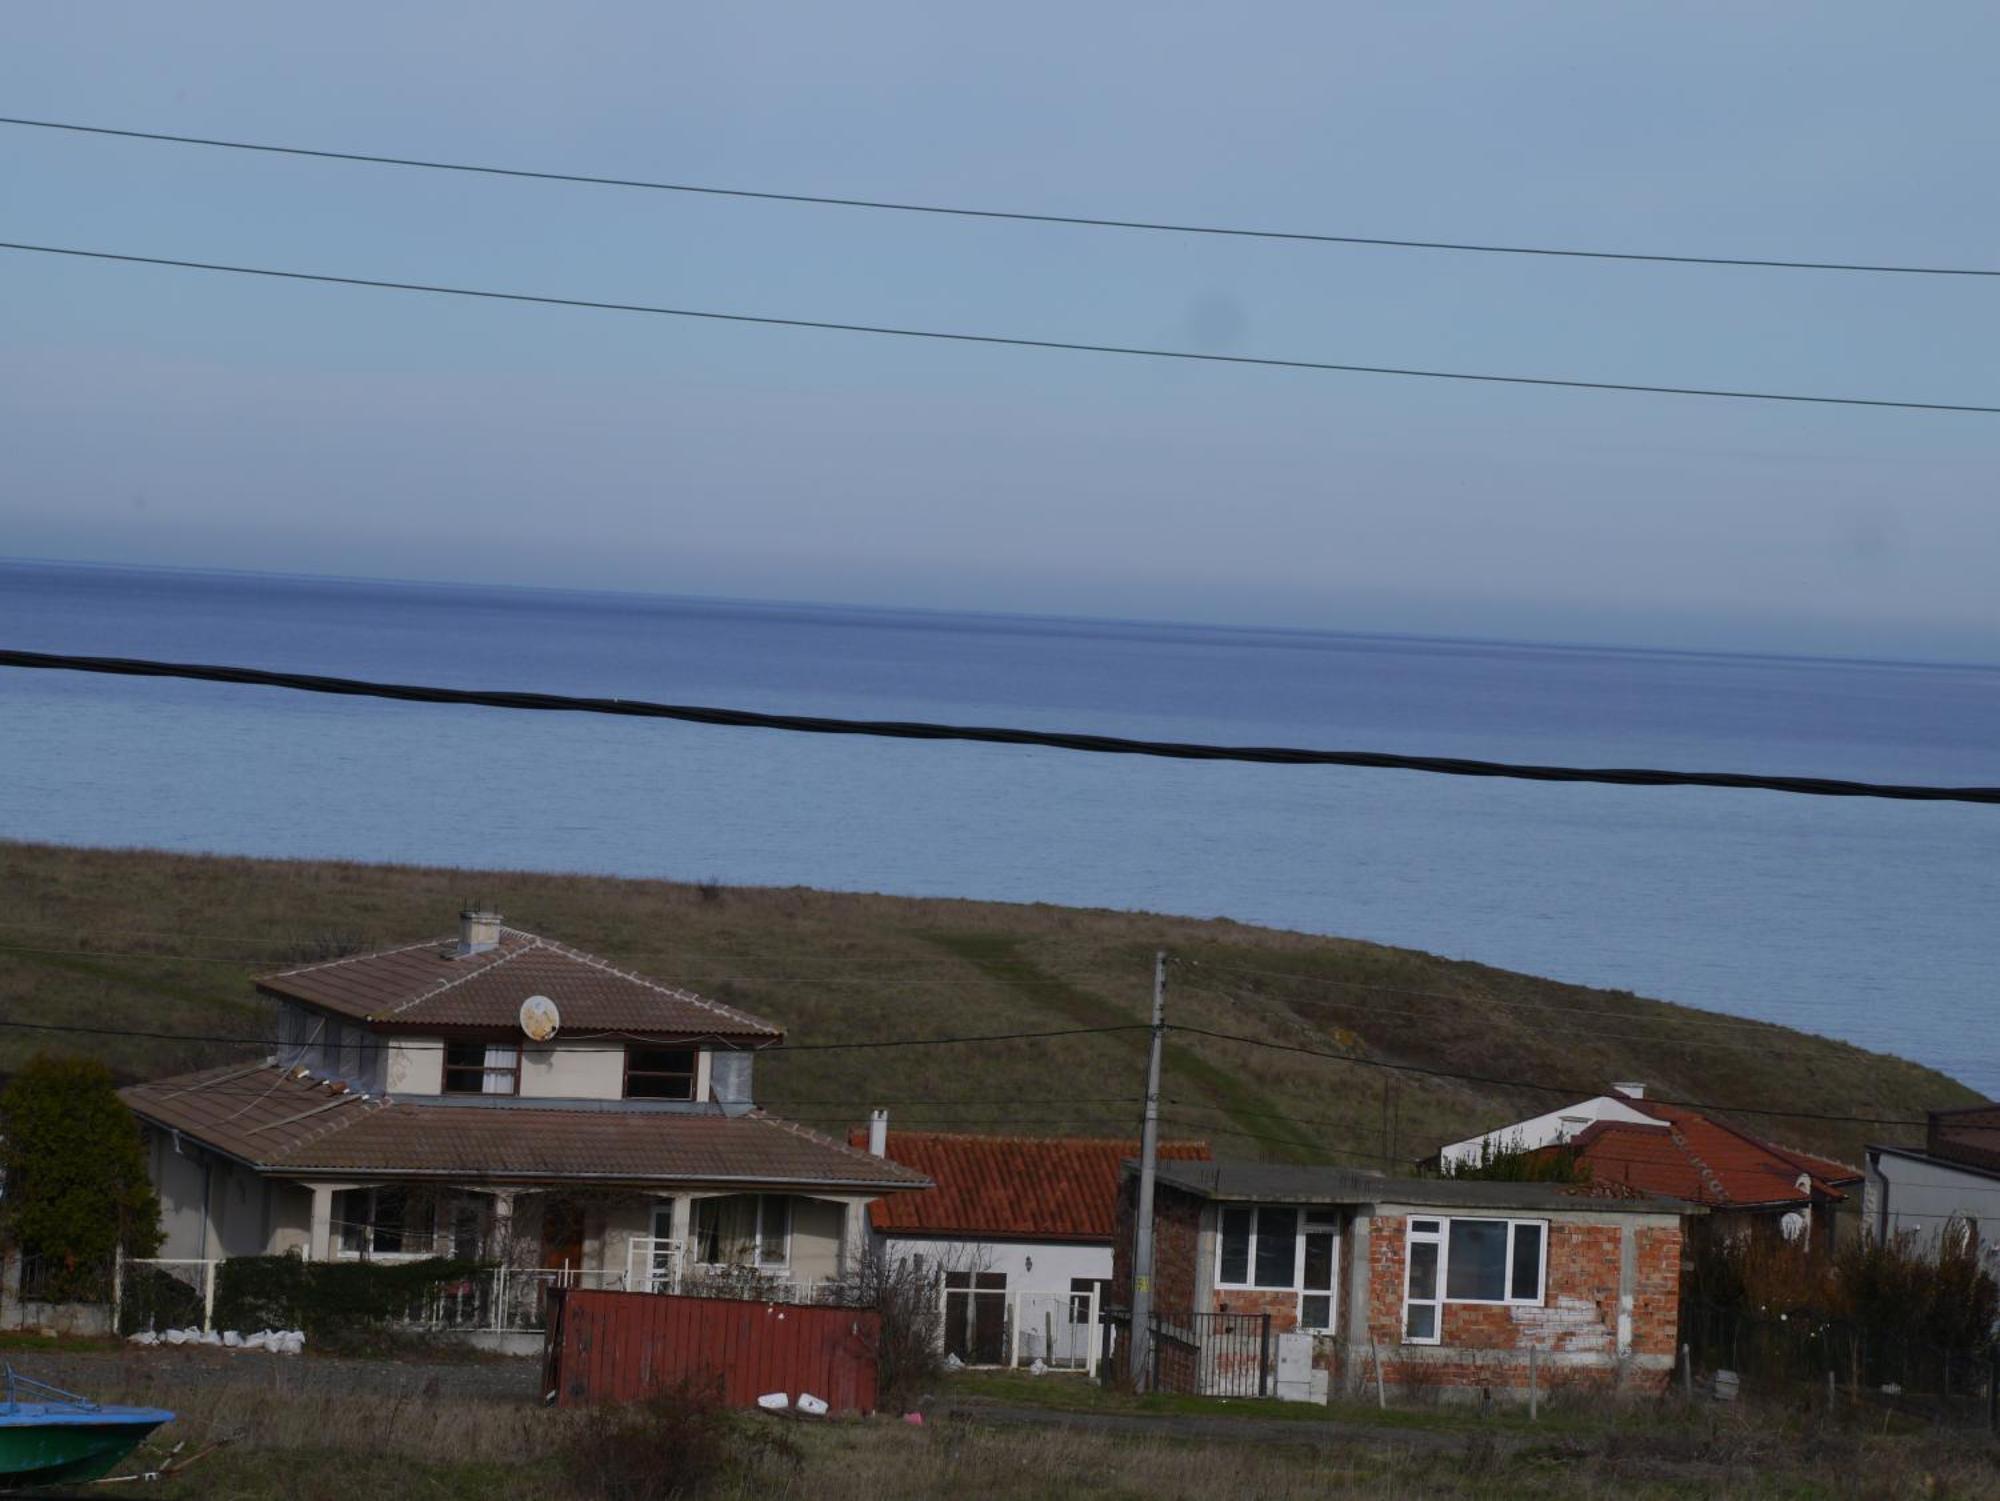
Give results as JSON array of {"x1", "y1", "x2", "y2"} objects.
[{"x1": 1149, "y1": 1311, "x2": 1272, "y2": 1398}]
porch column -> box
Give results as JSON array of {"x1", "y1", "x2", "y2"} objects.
[
  {"x1": 490, "y1": 1190, "x2": 516, "y2": 1263},
  {"x1": 1344, "y1": 1212, "x2": 1373, "y2": 1396},
  {"x1": 306, "y1": 1183, "x2": 338, "y2": 1262},
  {"x1": 839, "y1": 1197, "x2": 870, "y2": 1280},
  {"x1": 668, "y1": 1197, "x2": 694, "y2": 1290}
]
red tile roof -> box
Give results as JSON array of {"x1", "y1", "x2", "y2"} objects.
[
  {"x1": 258, "y1": 928, "x2": 782, "y2": 1041},
  {"x1": 1568, "y1": 1101, "x2": 1861, "y2": 1209},
  {"x1": 125, "y1": 1064, "x2": 926, "y2": 1191},
  {"x1": 849, "y1": 1131, "x2": 1212, "y2": 1241}
]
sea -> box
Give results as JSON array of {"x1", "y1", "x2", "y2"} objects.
[{"x1": 2, "y1": 558, "x2": 1995, "y2": 1095}]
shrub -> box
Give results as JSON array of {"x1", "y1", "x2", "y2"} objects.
[
  {"x1": 0, "y1": 1054, "x2": 160, "y2": 1302},
  {"x1": 848, "y1": 1249, "x2": 946, "y2": 1411},
  {"x1": 212, "y1": 1253, "x2": 488, "y2": 1341},
  {"x1": 1438, "y1": 1134, "x2": 1592, "y2": 1184},
  {"x1": 559, "y1": 1377, "x2": 798, "y2": 1501}
]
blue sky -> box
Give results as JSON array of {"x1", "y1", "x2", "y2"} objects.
[{"x1": 4, "y1": 3, "x2": 1997, "y2": 658}]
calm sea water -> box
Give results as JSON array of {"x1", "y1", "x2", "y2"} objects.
[{"x1": 2, "y1": 559, "x2": 1995, "y2": 1093}]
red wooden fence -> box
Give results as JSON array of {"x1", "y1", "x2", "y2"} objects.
[{"x1": 543, "y1": 1289, "x2": 881, "y2": 1414}]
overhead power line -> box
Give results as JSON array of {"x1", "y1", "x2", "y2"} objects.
[
  {"x1": 1166, "y1": 1023, "x2": 1930, "y2": 1126},
  {"x1": 6, "y1": 114, "x2": 1997, "y2": 280},
  {"x1": 0, "y1": 1012, "x2": 1933, "y2": 1129},
  {"x1": 3, "y1": 240, "x2": 1996, "y2": 415},
  {"x1": 5, "y1": 649, "x2": 1998, "y2": 804}
]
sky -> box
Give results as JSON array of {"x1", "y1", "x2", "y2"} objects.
[{"x1": 4, "y1": 3, "x2": 1998, "y2": 660}]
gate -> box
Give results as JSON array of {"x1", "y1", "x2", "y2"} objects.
[{"x1": 1149, "y1": 1311, "x2": 1271, "y2": 1398}]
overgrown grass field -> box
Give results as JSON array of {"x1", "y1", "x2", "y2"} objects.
[{"x1": 1, "y1": 840, "x2": 1978, "y2": 1166}]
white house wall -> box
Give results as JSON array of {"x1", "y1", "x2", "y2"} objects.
[
  {"x1": 519, "y1": 1042, "x2": 624, "y2": 1100},
  {"x1": 1865, "y1": 1149, "x2": 2000, "y2": 1267},
  {"x1": 387, "y1": 1038, "x2": 443, "y2": 1095},
  {"x1": 880, "y1": 1235, "x2": 1111, "y2": 1290},
  {"x1": 1438, "y1": 1095, "x2": 1662, "y2": 1169}
]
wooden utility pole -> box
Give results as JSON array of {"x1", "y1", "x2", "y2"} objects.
[{"x1": 1129, "y1": 949, "x2": 1167, "y2": 1390}]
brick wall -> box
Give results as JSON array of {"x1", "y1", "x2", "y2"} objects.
[
  {"x1": 1361, "y1": 1213, "x2": 1683, "y2": 1396},
  {"x1": 1111, "y1": 1178, "x2": 1203, "y2": 1321}
]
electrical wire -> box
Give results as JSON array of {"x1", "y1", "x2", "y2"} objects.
[
  {"x1": 1160, "y1": 1025, "x2": 1934, "y2": 1126},
  {"x1": 6, "y1": 649, "x2": 1999, "y2": 803},
  {"x1": 8, "y1": 114, "x2": 1997, "y2": 279},
  {"x1": 3, "y1": 1010, "x2": 1943, "y2": 1130},
  {"x1": 3, "y1": 241, "x2": 1997, "y2": 415}
]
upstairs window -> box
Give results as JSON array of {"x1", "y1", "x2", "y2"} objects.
[
  {"x1": 624, "y1": 1046, "x2": 698, "y2": 1100},
  {"x1": 443, "y1": 1041, "x2": 518, "y2": 1095}
]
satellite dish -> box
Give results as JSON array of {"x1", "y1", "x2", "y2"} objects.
[{"x1": 519, "y1": 994, "x2": 561, "y2": 1042}]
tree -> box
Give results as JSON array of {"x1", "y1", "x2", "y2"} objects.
[{"x1": 0, "y1": 1054, "x2": 162, "y2": 1301}]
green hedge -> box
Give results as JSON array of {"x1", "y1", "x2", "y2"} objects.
[{"x1": 213, "y1": 1254, "x2": 488, "y2": 1338}]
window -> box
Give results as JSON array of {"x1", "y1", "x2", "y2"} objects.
[
  {"x1": 692, "y1": 1194, "x2": 790, "y2": 1268},
  {"x1": 443, "y1": 1041, "x2": 518, "y2": 1095},
  {"x1": 624, "y1": 1046, "x2": 698, "y2": 1100},
  {"x1": 1069, "y1": 1276, "x2": 1110, "y2": 1323},
  {"x1": 335, "y1": 1187, "x2": 426, "y2": 1257},
  {"x1": 1218, "y1": 1206, "x2": 1303, "y2": 1289},
  {"x1": 1216, "y1": 1204, "x2": 1341, "y2": 1331},
  {"x1": 1402, "y1": 1216, "x2": 1546, "y2": 1344}
]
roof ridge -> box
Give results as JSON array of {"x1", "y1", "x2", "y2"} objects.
[
  {"x1": 375, "y1": 935, "x2": 535, "y2": 1016},
  {"x1": 1664, "y1": 1123, "x2": 1729, "y2": 1205},
  {"x1": 752, "y1": 1111, "x2": 927, "y2": 1174},
  {"x1": 266, "y1": 934, "x2": 445, "y2": 980},
  {"x1": 514, "y1": 930, "x2": 783, "y2": 1037}
]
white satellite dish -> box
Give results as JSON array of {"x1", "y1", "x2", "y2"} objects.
[{"x1": 519, "y1": 994, "x2": 562, "y2": 1042}]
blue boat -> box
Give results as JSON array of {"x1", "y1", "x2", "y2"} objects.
[{"x1": 0, "y1": 1366, "x2": 175, "y2": 1488}]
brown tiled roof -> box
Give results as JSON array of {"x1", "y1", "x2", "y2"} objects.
[
  {"x1": 1929, "y1": 1104, "x2": 2000, "y2": 1174},
  {"x1": 848, "y1": 1131, "x2": 1212, "y2": 1241},
  {"x1": 1569, "y1": 1103, "x2": 1861, "y2": 1209},
  {"x1": 123, "y1": 1065, "x2": 926, "y2": 1191},
  {"x1": 257, "y1": 928, "x2": 781, "y2": 1041}
]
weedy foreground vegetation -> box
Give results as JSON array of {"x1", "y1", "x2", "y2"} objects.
[{"x1": 90, "y1": 1367, "x2": 2000, "y2": 1501}]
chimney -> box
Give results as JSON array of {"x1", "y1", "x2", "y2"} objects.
[
  {"x1": 867, "y1": 1108, "x2": 889, "y2": 1157},
  {"x1": 1612, "y1": 1082, "x2": 1646, "y2": 1100},
  {"x1": 457, "y1": 907, "x2": 503, "y2": 958}
]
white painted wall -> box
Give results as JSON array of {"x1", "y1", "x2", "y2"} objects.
[
  {"x1": 880, "y1": 1235, "x2": 1111, "y2": 1290},
  {"x1": 1865, "y1": 1148, "x2": 2000, "y2": 1270},
  {"x1": 387, "y1": 1038, "x2": 444, "y2": 1095},
  {"x1": 519, "y1": 1042, "x2": 624, "y2": 1099},
  {"x1": 1437, "y1": 1094, "x2": 1662, "y2": 1169}
]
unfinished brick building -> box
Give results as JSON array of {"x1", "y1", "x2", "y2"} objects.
[{"x1": 1113, "y1": 1160, "x2": 1690, "y2": 1401}]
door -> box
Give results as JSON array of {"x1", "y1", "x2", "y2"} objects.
[
  {"x1": 943, "y1": 1271, "x2": 1008, "y2": 1364},
  {"x1": 541, "y1": 1198, "x2": 587, "y2": 1282}
]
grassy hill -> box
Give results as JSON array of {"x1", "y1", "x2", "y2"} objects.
[{"x1": 1, "y1": 840, "x2": 1980, "y2": 1170}]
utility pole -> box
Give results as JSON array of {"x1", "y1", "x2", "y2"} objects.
[{"x1": 1129, "y1": 949, "x2": 1167, "y2": 1390}]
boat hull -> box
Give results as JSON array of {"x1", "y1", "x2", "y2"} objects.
[{"x1": 0, "y1": 1407, "x2": 174, "y2": 1488}]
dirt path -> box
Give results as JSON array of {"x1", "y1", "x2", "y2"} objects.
[{"x1": 935, "y1": 1396, "x2": 1495, "y2": 1453}]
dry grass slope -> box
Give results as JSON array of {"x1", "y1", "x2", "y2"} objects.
[{"x1": 0, "y1": 840, "x2": 1977, "y2": 1167}]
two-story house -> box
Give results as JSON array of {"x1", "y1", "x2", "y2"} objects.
[{"x1": 121, "y1": 910, "x2": 927, "y2": 1318}]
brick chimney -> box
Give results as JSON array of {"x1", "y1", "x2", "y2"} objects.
[{"x1": 457, "y1": 907, "x2": 503, "y2": 957}]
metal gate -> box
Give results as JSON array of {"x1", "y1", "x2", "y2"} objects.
[{"x1": 1149, "y1": 1311, "x2": 1271, "y2": 1398}]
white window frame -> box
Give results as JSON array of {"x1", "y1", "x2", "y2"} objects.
[
  {"x1": 1401, "y1": 1215, "x2": 1548, "y2": 1344},
  {"x1": 1213, "y1": 1204, "x2": 1340, "y2": 1333}
]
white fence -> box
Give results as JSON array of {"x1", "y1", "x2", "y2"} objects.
[
  {"x1": 120, "y1": 1244, "x2": 844, "y2": 1336},
  {"x1": 1004, "y1": 1287, "x2": 1102, "y2": 1377}
]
